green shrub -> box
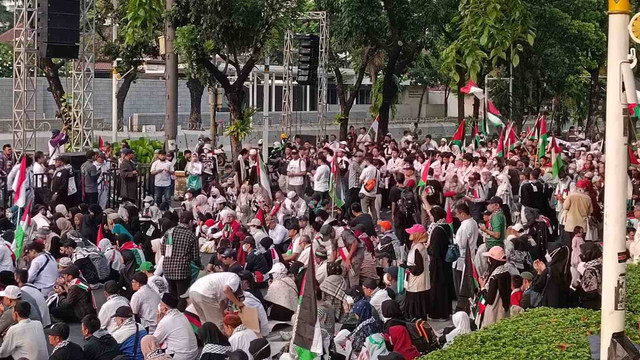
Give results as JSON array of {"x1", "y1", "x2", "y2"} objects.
[
  {"x1": 626, "y1": 263, "x2": 640, "y2": 342},
  {"x1": 112, "y1": 138, "x2": 165, "y2": 164},
  {"x1": 422, "y1": 308, "x2": 600, "y2": 360}
]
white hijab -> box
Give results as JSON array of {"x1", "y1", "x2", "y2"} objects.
[
  {"x1": 98, "y1": 238, "x2": 123, "y2": 271},
  {"x1": 445, "y1": 311, "x2": 471, "y2": 345}
]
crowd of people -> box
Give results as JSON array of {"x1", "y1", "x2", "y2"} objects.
[{"x1": 0, "y1": 121, "x2": 620, "y2": 360}]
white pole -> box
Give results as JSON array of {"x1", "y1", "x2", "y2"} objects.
[
  {"x1": 111, "y1": 0, "x2": 118, "y2": 143},
  {"x1": 600, "y1": 1, "x2": 631, "y2": 358},
  {"x1": 306, "y1": 85, "x2": 311, "y2": 111},
  {"x1": 263, "y1": 58, "x2": 270, "y2": 163},
  {"x1": 271, "y1": 73, "x2": 275, "y2": 114},
  {"x1": 249, "y1": 72, "x2": 253, "y2": 108}
]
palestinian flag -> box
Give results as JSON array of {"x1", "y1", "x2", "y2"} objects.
[
  {"x1": 417, "y1": 159, "x2": 431, "y2": 188},
  {"x1": 258, "y1": 153, "x2": 272, "y2": 200},
  {"x1": 538, "y1": 115, "x2": 548, "y2": 159},
  {"x1": 450, "y1": 120, "x2": 465, "y2": 148},
  {"x1": 256, "y1": 208, "x2": 266, "y2": 228},
  {"x1": 629, "y1": 104, "x2": 640, "y2": 120},
  {"x1": 505, "y1": 123, "x2": 518, "y2": 151},
  {"x1": 527, "y1": 116, "x2": 542, "y2": 140},
  {"x1": 370, "y1": 115, "x2": 379, "y2": 134},
  {"x1": 292, "y1": 245, "x2": 323, "y2": 360},
  {"x1": 487, "y1": 101, "x2": 504, "y2": 127},
  {"x1": 446, "y1": 203, "x2": 454, "y2": 232},
  {"x1": 12, "y1": 199, "x2": 32, "y2": 260},
  {"x1": 397, "y1": 266, "x2": 406, "y2": 294},
  {"x1": 473, "y1": 124, "x2": 481, "y2": 150},
  {"x1": 70, "y1": 278, "x2": 90, "y2": 292},
  {"x1": 550, "y1": 137, "x2": 564, "y2": 177},
  {"x1": 338, "y1": 247, "x2": 349, "y2": 262},
  {"x1": 630, "y1": 145, "x2": 640, "y2": 166},
  {"x1": 99, "y1": 136, "x2": 105, "y2": 152},
  {"x1": 96, "y1": 224, "x2": 104, "y2": 244},
  {"x1": 12, "y1": 156, "x2": 28, "y2": 208},
  {"x1": 329, "y1": 156, "x2": 345, "y2": 208},
  {"x1": 496, "y1": 127, "x2": 505, "y2": 157},
  {"x1": 184, "y1": 311, "x2": 202, "y2": 333},
  {"x1": 460, "y1": 80, "x2": 484, "y2": 99},
  {"x1": 120, "y1": 241, "x2": 146, "y2": 265}
]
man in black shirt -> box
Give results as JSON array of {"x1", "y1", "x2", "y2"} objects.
[
  {"x1": 221, "y1": 248, "x2": 243, "y2": 273},
  {"x1": 349, "y1": 202, "x2": 376, "y2": 237},
  {"x1": 243, "y1": 237, "x2": 269, "y2": 276},
  {"x1": 48, "y1": 322, "x2": 86, "y2": 360}
]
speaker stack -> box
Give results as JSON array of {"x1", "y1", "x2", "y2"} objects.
[{"x1": 37, "y1": 0, "x2": 80, "y2": 59}]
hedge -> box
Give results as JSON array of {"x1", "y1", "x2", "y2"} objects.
[{"x1": 424, "y1": 263, "x2": 640, "y2": 360}]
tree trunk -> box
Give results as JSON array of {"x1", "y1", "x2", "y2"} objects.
[
  {"x1": 456, "y1": 67, "x2": 465, "y2": 122},
  {"x1": 40, "y1": 58, "x2": 69, "y2": 125},
  {"x1": 186, "y1": 77, "x2": 204, "y2": 130},
  {"x1": 417, "y1": 86, "x2": 427, "y2": 119},
  {"x1": 116, "y1": 71, "x2": 136, "y2": 131},
  {"x1": 444, "y1": 85, "x2": 450, "y2": 118},
  {"x1": 378, "y1": 67, "x2": 399, "y2": 142},
  {"x1": 226, "y1": 86, "x2": 246, "y2": 159},
  {"x1": 473, "y1": 97, "x2": 479, "y2": 120},
  {"x1": 585, "y1": 68, "x2": 599, "y2": 139}
]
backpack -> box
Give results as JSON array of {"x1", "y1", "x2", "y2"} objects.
[
  {"x1": 75, "y1": 247, "x2": 111, "y2": 284},
  {"x1": 397, "y1": 187, "x2": 417, "y2": 217},
  {"x1": 403, "y1": 318, "x2": 441, "y2": 354},
  {"x1": 88, "y1": 250, "x2": 111, "y2": 282},
  {"x1": 364, "y1": 178, "x2": 377, "y2": 192}
]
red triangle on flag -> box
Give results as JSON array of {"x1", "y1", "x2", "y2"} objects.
[
  {"x1": 488, "y1": 101, "x2": 502, "y2": 116},
  {"x1": 629, "y1": 145, "x2": 640, "y2": 166}
]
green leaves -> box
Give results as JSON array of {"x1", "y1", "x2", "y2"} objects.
[{"x1": 225, "y1": 107, "x2": 255, "y2": 141}]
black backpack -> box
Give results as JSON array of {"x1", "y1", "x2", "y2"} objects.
[
  {"x1": 403, "y1": 318, "x2": 441, "y2": 354},
  {"x1": 397, "y1": 187, "x2": 417, "y2": 217}
]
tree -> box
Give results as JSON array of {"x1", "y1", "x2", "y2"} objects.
[
  {"x1": 171, "y1": 0, "x2": 303, "y2": 158},
  {"x1": 375, "y1": 0, "x2": 431, "y2": 140},
  {"x1": 319, "y1": 0, "x2": 384, "y2": 140},
  {"x1": 0, "y1": 43, "x2": 12, "y2": 77},
  {"x1": 407, "y1": 46, "x2": 449, "y2": 119},
  {"x1": 0, "y1": 4, "x2": 13, "y2": 34},
  {"x1": 441, "y1": 0, "x2": 534, "y2": 123}
]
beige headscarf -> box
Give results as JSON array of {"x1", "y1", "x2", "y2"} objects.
[
  {"x1": 141, "y1": 335, "x2": 172, "y2": 359},
  {"x1": 56, "y1": 217, "x2": 73, "y2": 237}
]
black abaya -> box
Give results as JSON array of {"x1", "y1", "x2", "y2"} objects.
[{"x1": 427, "y1": 225, "x2": 454, "y2": 320}]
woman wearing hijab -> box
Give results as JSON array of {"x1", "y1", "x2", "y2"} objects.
[
  {"x1": 348, "y1": 300, "x2": 382, "y2": 355},
  {"x1": 116, "y1": 233, "x2": 146, "y2": 295},
  {"x1": 236, "y1": 184, "x2": 253, "y2": 225},
  {"x1": 380, "y1": 300, "x2": 421, "y2": 360},
  {"x1": 575, "y1": 242, "x2": 602, "y2": 310},
  {"x1": 427, "y1": 206, "x2": 454, "y2": 320},
  {"x1": 440, "y1": 311, "x2": 471, "y2": 348},
  {"x1": 532, "y1": 242, "x2": 572, "y2": 309},
  {"x1": 443, "y1": 173, "x2": 464, "y2": 211},
  {"x1": 56, "y1": 217, "x2": 73, "y2": 240},
  {"x1": 197, "y1": 322, "x2": 232, "y2": 360},
  {"x1": 73, "y1": 212, "x2": 84, "y2": 231},
  {"x1": 124, "y1": 204, "x2": 141, "y2": 234},
  {"x1": 319, "y1": 261, "x2": 347, "y2": 321},
  {"x1": 98, "y1": 238, "x2": 123, "y2": 282},
  {"x1": 404, "y1": 224, "x2": 430, "y2": 319},
  {"x1": 478, "y1": 246, "x2": 511, "y2": 328},
  {"x1": 81, "y1": 204, "x2": 103, "y2": 244},
  {"x1": 260, "y1": 237, "x2": 283, "y2": 270},
  {"x1": 264, "y1": 262, "x2": 298, "y2": 321},
  {"x1": 112, "y1": 223, "x2": 134, "y2": 242},
  {"x1": 192, "y1": 194, "x2": 211, "y2": 219},
  {"x1": 140, "y1": 335, "x2": 172, "y2": 360}
]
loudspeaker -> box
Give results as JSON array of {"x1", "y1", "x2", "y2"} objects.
[{"x1": 37, "y1": 0, "x2": 80, "y2": 59}]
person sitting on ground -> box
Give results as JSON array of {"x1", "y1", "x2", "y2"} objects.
[
  {"x1": 140, "y1": 335, "x2": 172, "y2": 360},
  {"x1": 24, "y1": 241, "x2": 58, "y2": 296},
  {"x1": 196, "y1": 322, "x2": 232, "y2": 360},
  {"x1": 0, "y1": 285, "x2": 23, "y2": 342},
  {"x1": 153, "y1": 293, "x2": 199, "y2": 360},
  {"x1": 362, "y1": 278, "x2": 391, "y2": 322},
  {"x1": 137, "y1": 261, "x2": 168, "y2": 296},
  {"x1": 50, "y1": 264, "x2": 96, "y2": 323},
  {"x1": 81, "y1": 314, "x2": 122, "y2": 360},
  {"x1": 47, "y1": 322, "x2": 85, "y2": 360},
  {"x1": 264, "y1": 263, "x2": 299, "y2": 321},
  {"x1": 439, "y1": 311, "x2": 472, "y2": 348},
  {"x1": 0, "y1": 302, "x2": 48, "y2": 360},
  {"x1": 223, "y1": 314, "x2": 258, "y2": 357},
  {"x1": 249, "y1": 338, "x2": 271, "y2": 360},
  {"x1": 130, "y1": 272, "x2": 161, "y2": 333},
  {"x1": 110, "y1": 306, "x2": 148, "y2": 360},
  {"x1": 99, "y1": 280, "x2": 130, "y2": 334},
  {"x1": 237, "y1": 270, "x2": 269, "y2": 336},
  {"x1": 510, "y1": 275, "x2": 525, "y2": 315}
]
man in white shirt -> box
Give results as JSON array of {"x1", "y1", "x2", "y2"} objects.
[
  {"x1": 25, "y1": 241, "x2": 57, "y2": 295},
  {"x1": 363, "y1": 278, "x2": 391, "y2": 321},
  {"x1": 150, "y1": 149, "x2": 174, "y2": 206},
  {"x1": 386, "y1": 149, "x2": 403, "y2": 175},
  {"x1": 0, "y1": 302, "x2": 48, "y2": 360},
  {"x1": 359, "y1": 154, "x2": 380, "y2": 223},
  {"x1": 286, "y1": 149, "x2": 306, "y2": 197},
  {"x1": 99, "y1": 280, "x2": 130, "y2": 334},
  {"x1": 313, "y1": 155, "x2": 331, "y2": 200},
  {"x1": 356, "y1": 127, "x2": 372, "y2": 150},
  {"x1": 131, "y1": 272, "x2": 161, "y2": 333},
  {"x1": 267, "y1": 216, "x2": 288, "y2": 249},
  {"x1": 154, "y1": 293, "x2": 199, "y2": 360},
  {"x1": 453, "y1": 203, "x2": 479, "y2": 312},
  {"x1": 439, "y1": 138, "x2": 451, "y2": 153},
  {"x1": 188, "y1": 272, "x2": 245, "y2": 330},
  {"x1": 286, "y1": 191, "x2": 308, "y2": 219}
]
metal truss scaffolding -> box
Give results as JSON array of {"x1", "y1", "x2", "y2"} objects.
[
  {"x1": 12, "y1": 0, "x2": 38, "y2": 160},
  {"x1": 70, "y1": 0, "x2": 95, "y2": 151},
  {"x1": 281, "y1": 11, "x2": 329, "y2": 141}
]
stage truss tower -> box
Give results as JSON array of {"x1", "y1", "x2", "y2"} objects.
[{"x1": 281, "y1": 11, "x2": 329, "y2": 141}]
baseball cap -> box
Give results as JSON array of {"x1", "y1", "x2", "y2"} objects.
[
  {"x1": 487, "y1": 196, "x2": 503, "y2": 205},
  {"x1": 221, "y1": 248, "x2": 237, "y2": 258},
  {"x1": 482, "y1": 246, "x2": 506, "y2": 261},
  {"x1": 59, "y1": 264, "x2": 80, "y2": 278},
  {"x1": 512, "y1": 223, "x2": 524, "y2": 232},
  {"x1": 520, "y1": 271, "x2": 534, "y2": 281},
  {"x1": 113, "y1": 306, "x2": 133, "y2": 318},
  {"x1": 136, "y1": 261, "x2": 154, "y2": 272},
  {"x1": 378, "y1": 220, "x2": 392, "y2": 231},
  {"x1": 384, "y1": 266, "x2": 399, "y2": 279},
  {"x1": 121, "y1": 148, "x2": 133, "y2": 155},
  {"x1": 0, "y1": 285, "x2": 21, "y2": 300},
  {"x1": 46, "y1": 323, "x2": 70, "y2": 339},
  {"x1": 405, "y1": 224, "x2": 426, "y2": 234}
]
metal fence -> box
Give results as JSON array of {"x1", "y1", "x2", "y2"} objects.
[{"x1": 0, "y1": 162, "x2": 153, "y2": 210}]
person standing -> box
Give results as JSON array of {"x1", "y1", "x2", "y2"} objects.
[
  {"x1": 562, "y1": 180, "x2": 593, "y2": 246},
  {"x1": 404, "y1": 224, "x2": 430, "y2": 319},
  {"x1": 48, "y1": 128, "x2": 69, "y2": 166},
  {"x1": 81, "y1": 150, "x2": 100, "y2": 205},
  {"x1": 94, "y1": 152, "x2": 111, "y2": 208},
  {"x1": 453, "y1": 203, "x2": 478, "y2": 312},
  {"x1": 0, "y1": 302, "x2": 48, "y2": 360},
  {"x1": 51, "y1": 156, "x2": 71, "y2": 210},
  {"x1": 359, "y1": 154, "x2": 380, "y2": 223},
  {"x1": 347, "y1": 151, "x2": 364, "y2": 211},
  {"x1": 161, "y1": 211, "x2": 201, "y2": 311},
  {"x1": 189, "y1": 272, "x2": 245, "y2": 330},
  {"x1": 313, "y1": 154, "x2": 331, "y2": 201},
  {"x1": 119, "y1": 149, "x2": 138, "y2": 203},
  {"x1": 150, "y1": 150, "x2": 174, "y2": 206},
  {"x1": 286, "y1": 149, "x2": 306, "y2": 197},
  {"x1": 480, "y1": 197, "x2": 507, "y2": 249}
]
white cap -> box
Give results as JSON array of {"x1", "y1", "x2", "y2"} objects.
[
  {"x1": 0, "y1": 285, "x2": 21, "y2": 300},
  {"x1": 287, "y1": 191, "x2": 297, "y2": 199},
  {"x1": 215, "y1": 197, "x2": 226, "y2": 205},
  {"x1": 512, "y1": 223, "x2": 524, "y2": 232},
  {"x1": 248, "y1": 219, "x2": 262, "y2": 227},
  {"x1": 249, "y1": 149, "x2": 258, "y2": 155},
  {"x1": 143, "y1": 195, "x2": 153, "y2": 203}
]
